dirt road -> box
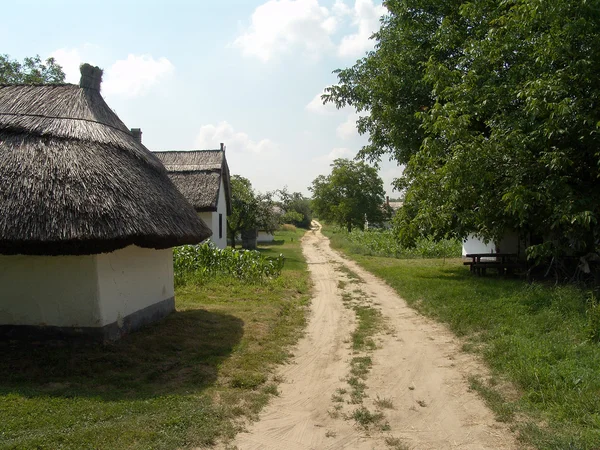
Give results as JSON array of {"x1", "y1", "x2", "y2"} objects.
[{"x1": 231, "y1": 222, "x2": 517, "y2": 450}]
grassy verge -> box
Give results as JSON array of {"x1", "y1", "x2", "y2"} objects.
[
  {"x1": 0, "y1": 228, "x2": 311, "y2": 449},
  {"x1": 322, "y1": 225, "x2": 461, "y2": 259},
  {"x1": 325, "y1": 232, "x2": 600, "y2": 450}
]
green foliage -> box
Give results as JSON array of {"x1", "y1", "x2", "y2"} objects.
[
  {"x1": 173, "y1": 242, "x2": 284, "y2": 287},
  {"x1": 325, "y1": 226, "x2": 461, "y2": 259},
  {"x1": 280, "y1": 210, "x2": 303, "y2": 226},
  {"x1": 228, "y1": 175, "x2": 278, "y2": 248},
  {"x1": 326, "y1": 1, "x2": 600, "y2": 259},
  {"x1": 0, "y1": 54, "x2": 65, "y2": 83},
  {"x1": 343, "y1": 255, "x2": 600, "y2": 448},
  {"x1": 0, "y1": 230, "x2": 310, "y2": 450},
  {"x1": 310, "y1": 158, "x2": 385, "y2": 232},
  {"x1": 277, "y1": 187, "x2": 312, "y2": 229}
]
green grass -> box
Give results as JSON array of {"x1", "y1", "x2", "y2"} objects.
[
  {"x1": 322, "y1": 225, "x2": 462, "y2": 259},
  {"x1": 0, "y1": 228, "x2": 311, "y2": 449},
  {"x1": 328, "y1": 248, "x2": 600, "y2": 449},
  {"x1": 351, "y1": 306, "x2": 381, "y2": 351}
]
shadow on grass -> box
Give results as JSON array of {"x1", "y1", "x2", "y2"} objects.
[
  {"x1": 0, "y1": 308, "x2": 243, "y2": 401},
  {"x1": 259, "y1": 239, "x2": 285, "y2": 246}
]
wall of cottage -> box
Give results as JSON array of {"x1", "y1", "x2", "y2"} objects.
[
  {"x1": 95, "y1": 245, "x2": 174, "y2": 329},
  {"x1": 0, "y1": 253, "x2": 101, "y2": 327},
  {"x1": 462, "y1": 232, "x2": 521, "y2": 257},
  {"x1": 0, "y1": 245, "x2": 175, "y2": 340},
  {"x1": 197, "y1": 178, "x2": 228, "y2": 249}
]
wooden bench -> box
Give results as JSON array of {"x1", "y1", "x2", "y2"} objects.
[{"x1": 464, "y1": 253, "x2": 522, "y2": 276}]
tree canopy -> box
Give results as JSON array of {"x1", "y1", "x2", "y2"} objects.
[
  {"x1": 310, "y1": 158, "x2": 385, "y2": 232},
  {"x1": 227, "y1": 175, "x2": 278, "y2": 248},
  {"x1": 324, "y1": 0, "x2": 600, "y2": 259},
  {"x1": 276, "y1": 187, "x2": 313, "y2": 229},
  {"x1": 0, "y1": 54, "x2": 65, "y2": 84}
]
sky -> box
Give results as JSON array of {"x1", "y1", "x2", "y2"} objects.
[{"x1": 3, "y1": 0, "x2": 402, "y2": 197}]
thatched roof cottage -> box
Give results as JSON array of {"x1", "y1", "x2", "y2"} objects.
[
  {"x1": 153, "y1": 149, "x2": 232, "y2": 249},
  {"x1": 0, "y1": 64, "x2": 211, "y2": 341}
]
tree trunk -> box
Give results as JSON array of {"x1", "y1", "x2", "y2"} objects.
[{"x1": 241, "y1": 229, "x2": 257, "y2": 250}]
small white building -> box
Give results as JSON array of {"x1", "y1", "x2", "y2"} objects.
[
  {"x1": 0, "y1": 64, "x2": 211, "y2": 342},
  {"x1": 153, "y1": 149, "x2": 232, "y2": 249},
  {"x1": 462, "y1": 232, "x2": 522, "y2": 258}
]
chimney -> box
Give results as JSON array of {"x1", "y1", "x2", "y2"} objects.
[
  {"x1": 220, "y1": 142, "x2": 225, "y2": 152},
  {"x1": 386, "y1": 196, "x2": 390, "y2": 206},
  {"x1": 131, "y1": 128, "x2": 142, "y2": 143},
  {"x1": 79, "y1": 63, "x2": 103, "y2": 91}
]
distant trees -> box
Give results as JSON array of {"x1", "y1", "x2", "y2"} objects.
[
  {"x1": 228, "y1": 175, "x2": 278, "y2": 249},
  {"x1": 310, "y1": 158, "x2": 385, "y2": 232},
  {"x1": 0, "y1": 54, "x2": 65, "y2": 84},
  {"x1": 324, "y1": 0, "x2": 600, "y2": 259},
  {"x1": 277, "y1": 187, "x2": 312, "y2": 229}
]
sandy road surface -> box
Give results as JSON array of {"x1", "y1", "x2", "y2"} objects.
[{"x1": 230, "y1": 222, "x2": 517, "y2": 450}]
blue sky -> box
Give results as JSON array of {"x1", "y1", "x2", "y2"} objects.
[{"x1": 3, "y1": 0, "x2": 401, "y2": 196}]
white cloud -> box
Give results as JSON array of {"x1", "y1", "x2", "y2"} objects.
[
  {"x1": 337, "y1": 0, "x2": 386, "y2": 58},
  {"x1": 49, "y1": 49, "x2": 174, "y2": 98},
  {"x1": 233, "y1": 0, "x2": 336, "y2": 62},
  {"x1": 50, "y1": 48, "x2": 85, "y2": 83},
  {"x1": 102, "y1": 55, "x2": 174, "y2": 97},
  {"x1": 332, "y1": 0, "x2": 352, "y2": 16},
  {"x1": 305, "y1": 90, "x2": 338, "y2": 114},
  {"x1": 194, "y1": 121, "x2": 278, "y2": 155},
  {"x1": 314, "y1": 146, "x2": 355, "y2": 162},
  {"x1": 232, "y1": 0, "x2": 386, "y2": 62},
  {"x1": 336, "y1": 112, "x2": 365, "y2": 140}
]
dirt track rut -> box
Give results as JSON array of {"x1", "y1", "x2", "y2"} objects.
[{"x1": 230, "y1": 222, "x2": 518, "y2": 449}]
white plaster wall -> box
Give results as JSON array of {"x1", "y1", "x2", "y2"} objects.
[
  {"x1": 0, "y1": 254, "x2": 101, "y2": 327},
  {"x1": 95, "y1": 246, "x2": 174, "y2": 326},
  {"x1": 197, "y1": 178, "x2": 228, "y2": 249},
  {"x1": 462, "y1": 235, "x2": 495, "y2": 257},
  {"x1": 198, "y1": 211, "x2": 214, "y2": 241},
  {"x1": 213, "y1": 178, "x2": 228, "y2": 249},
  {"x1": 257, "y1": 231, "x2": 274, "y2": 243},
  {"x1": 462, "y1": 232, "x2": 521, "y2": 257}
]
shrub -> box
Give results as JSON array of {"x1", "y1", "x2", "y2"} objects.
[
  {"x1": 280, "y1": 224, "x2": 297, "y2": 232},
  {"x1": 173, "y1": 242, "x2": 284, "y2": 287},
  {"x1": 326, "y1": 227, "x2": 461, "y2": 259}
]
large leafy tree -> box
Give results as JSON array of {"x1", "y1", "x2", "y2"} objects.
[
  {"x1": 227, "y1": 175, "x2": 278, "y2": 248},
  {"x1": 325, "y1": 0, "x2": 600, "y2": 259},
  {"x1": 0, "y1": 54, "x2": 65, "y2": 84},
  {"x1": 310, "y1": 158, "x2": 385, "y2": 232},
  {"x1": 276, "y1": 187, "x2": 313, "y2": 229}
]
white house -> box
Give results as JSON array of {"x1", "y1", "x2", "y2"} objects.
[
  {"x1": 0, "y1": 64, "x2": 211, "y2": 342},
  {"x1": 462, "y1": 232, "x2": 522, "y2": 258},
  {"x1": 153, "y1": 149, "x2": 232, "y2": 249}
]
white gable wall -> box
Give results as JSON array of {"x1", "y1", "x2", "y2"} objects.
[{"x1": 197, "y1": 178, "x2": 228, "y2": 249}]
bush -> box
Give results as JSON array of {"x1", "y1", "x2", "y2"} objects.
[
  {"x1": 280, "y1": 224, "x2": 297, "y2": 232},
  {"x1": 326, "y1": 227, "x2": 461, "y2": 259},
  {"x1": 174, "y1": 242, "x2": 285, "y2": 287}
]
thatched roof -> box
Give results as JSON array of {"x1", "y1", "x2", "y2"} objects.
[
  {"x1": 0, "y1": 64, "x2": 212, "y2": 256},
  {"x1": 153, "y1": 150, "x2": 232, "y2": 214}
]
